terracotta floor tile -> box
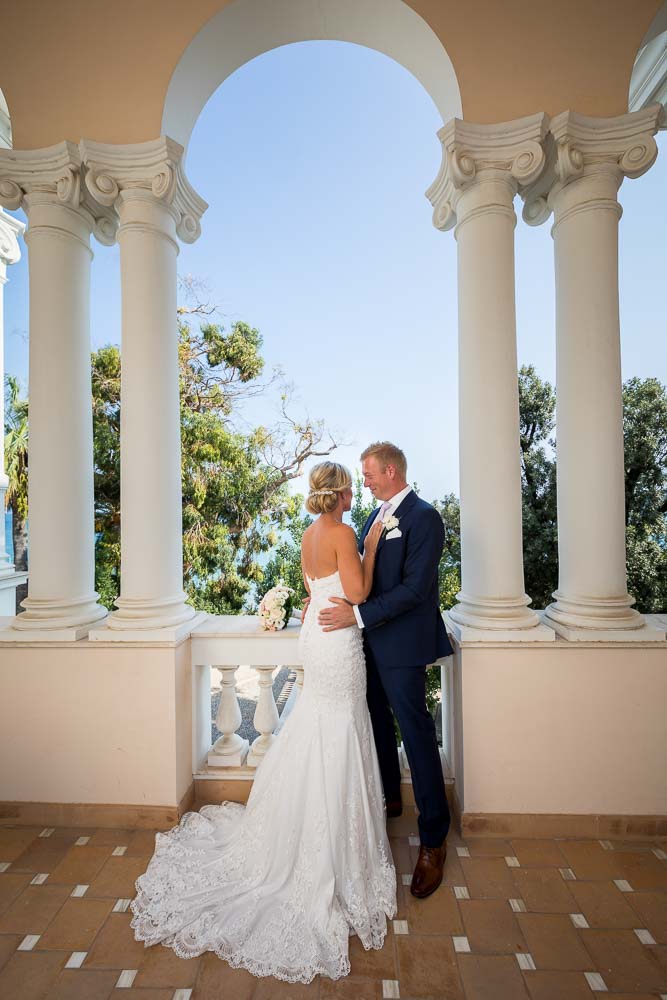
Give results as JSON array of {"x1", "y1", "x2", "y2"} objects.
[
  {"x1": 43, "y1": 828, "x2": 96, "y2": 844},
  {"x1": 396, "y1": 933, "x2": 464, "y2": 997},
  {"x1": 465, "y1": 838, "x2": 514, "y2": 857},
  {"x1": 192, "y1": 951, "x2": 258, "y2": 1000},
  {"x1": 578, "y1": 928, "x2": 666, "y2": 992},
  {"x1": 349, "y1": 925, "x2": 396, "y2": 978},
  {"x1": 86, "y1": 829, "x2": 134, "y2": 848},
  {"x1": 442, "y1": 849, "x2": 467, "y2": 886},
  {"x1": 45, "y1": 967, "x2": 118, "y2": 999},
  {"x1": 522, "y1": 969, "x2": 601, "y2": 999},
  {"x1": 556, "y1": 841, "x2": 623, "y2": 880},
  {"x1": 460, "y1": 857, "x2": 521, "y2": 899},
  {"x1": 320, "y1": 976, "x2": 380, "y2": 999},
  {"x1": 389, "y1": 838, "x2": 412, "y2": 875},
  {"x1": 612, "y1": 850, "x2": 667, "y2": 890},
  {"x1": 108, "y1": 990, "x2": 173, "y2": 999},
  {"x1": 48, "y1": 846, "x2": 112, "y2": 885},
  {"x1": 386, "y1": 812, "x2": 419, "y2": 838},
  {"x1": 510, "y1": 840, "x2": 567, "y2": 868},
  {"x1": 0, "y1": 933, "x2": 21, "y2": 972},
  {"x1": 510, "y1": 867, "x2": 577, "y2": 914},
  {"x1": 403, "y1": 884, "x2": 463, "y2": 934},
  {"x1": 133, "y1": 944, "x2": 200, "y2": 987},
  {"x1": 516, "y1": 913, "x2": 593, "y2": 970},
  {"x1": 460, "y1": 899, "x2": 528, "y2": 955},
  {"x1": 567, "y1": 879, "x2": 642, "y2": 928},
  {"x1": 0, "y1": 883, "x2": 73, "y2": 934},
  {"x1": 457, "y1": 953, "x2": 531, "y2": 1000},
  {"x1": 88, "y1": 856, "x2": 147, "y2": 898},
  {"x1": 124, "y1": 830, "x2": 160, "y2": 858},
  {"x1": 38, "y1": 898, "x2": 114, "y2": 951},
  {"x1": 0, "y1": 872, "x2": 33, "y2": 917},
  {"x1": 0, "y1": 828, "x2": 41, "y2": 861},
  {"x1": 626, "y1": 890, "x2": 667, "y2": 943},
  {"x1": 0, "y1": 949, "x2": 67, "y2": 1000},
  {"x1": 393, "y1": 882, "x2": 407, "y2": 920},
  {"x1": 10, "y1": 842, "x2": 73, "y2": 874},
  {"x1": 85, "y1": 912, "x2": 147, "y2": 969},
  {"x1": 253, "y1": 977, "x2": 321, "y2": 997}
]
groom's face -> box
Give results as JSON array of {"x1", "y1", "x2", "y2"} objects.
[{"x1": 362, "y1": 456, "x2": 396, "y2": 502}]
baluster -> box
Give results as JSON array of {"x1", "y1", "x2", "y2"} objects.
[
  {"x1": 294, "y1": 665, "x2": 304, "y2": 697},
  {"x1": 247, "y1": 664, "x2": 279, "y2": 767},
  {"x1": 208, "y1": 665, "x2": 249, "y2": 767}
]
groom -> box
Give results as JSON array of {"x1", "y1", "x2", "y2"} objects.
[{"x1": 319, "y1": 441, "x2": 453, "y2": 898}]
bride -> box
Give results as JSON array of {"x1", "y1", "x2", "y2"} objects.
[{"x1": 130, "y1": 461, "x2": 397, "y2": 983}]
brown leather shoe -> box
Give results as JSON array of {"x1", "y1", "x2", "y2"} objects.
[
  {"x1": 410, "y1": 842, "x2": 447, "y2": 898},
  {"x1": 386, "y1": 799, "x2": 403, "y2": 819}
]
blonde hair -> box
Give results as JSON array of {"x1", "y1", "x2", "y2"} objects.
[
  {"x1": 360, "y1": 441, "x2": 407, "y2": 479},
  {"x1": 305, "y1": 461, "x2": 352, "y2": 515}
]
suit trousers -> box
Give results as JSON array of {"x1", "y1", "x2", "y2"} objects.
[{"x1": 365, "y1": 646, "x2": 451, "y2": 847}]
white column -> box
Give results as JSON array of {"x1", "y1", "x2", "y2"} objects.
[
  {"x1": 81, "y1": 138, "x2": 207, "y2": 635},
  {"x1": 523, "y1": 106, "x2": 665, "y2": 640},
  {"x1": 0, "y1": 208, "x2": 24, "y2": 575},
  {"x1": 427, "y1": 115, "x2": 554, "y2": 640},
  {"x1": 0, "y1": 144, "x2": 115, "y2": 638}
]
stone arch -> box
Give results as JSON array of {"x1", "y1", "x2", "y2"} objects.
[{"x1": 161, "y1": 0, "x2": 462, "y2": 157}]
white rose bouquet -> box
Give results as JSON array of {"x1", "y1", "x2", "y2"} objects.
[{"x1": 258, "y1": 581, "x2": 296, "y2": 631}]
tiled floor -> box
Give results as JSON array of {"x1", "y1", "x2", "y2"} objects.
[{"x1": 1, "y1": 815, "x2": 666, "y2": 999}]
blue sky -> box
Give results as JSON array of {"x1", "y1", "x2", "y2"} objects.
[{"x1": 4, "y1": 41, "x2": 666, "y2": 504}]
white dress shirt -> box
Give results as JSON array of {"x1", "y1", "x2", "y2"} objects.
[{"x1": 352, "y1": 485, "x2": 413, "y2": 628}]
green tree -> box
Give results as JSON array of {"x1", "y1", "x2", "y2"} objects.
[
  {"x1": 3, "y1": 375, "x2": 29, "y2": 572},
  {"x1": 91, "y1": 315, "x2": 336, "y2": 614}
]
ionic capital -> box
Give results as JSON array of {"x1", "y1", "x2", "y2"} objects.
[
  {"x1": 0, "y1": 207, "x2": 25, "y2": 267},
  {"x1": 426, "y1": 113, "x2": 550, "y2": 231},
  {"x1": 79, "y1": 137, "x2": 208, "y2": 244},
  {"x1": 522, "y1": 104, "x2": 665, "y2": 226},
  {"x1": 0, "y1": 141, "x2": 118, "y2": 246}
]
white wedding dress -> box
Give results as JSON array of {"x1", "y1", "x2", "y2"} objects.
[{"x1": 130, "y1": 570, "x2": 397, "y2": 983}]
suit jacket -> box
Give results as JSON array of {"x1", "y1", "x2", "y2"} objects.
[{"x1": 357, "y1": 490, "x2": 454, "y2": 668}]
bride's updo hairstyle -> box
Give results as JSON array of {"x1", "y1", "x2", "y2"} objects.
[{"x1": 305, "y1": 462, "x2": 352, "y2": 516}]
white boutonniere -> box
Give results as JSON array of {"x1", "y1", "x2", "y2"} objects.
[{"x1": 382, "y1": 514, "x2": 400, "y2": 533}]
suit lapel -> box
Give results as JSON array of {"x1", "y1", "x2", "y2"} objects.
[{"x1": 375, "y1": 489, "x2": 417, "y2": 554}]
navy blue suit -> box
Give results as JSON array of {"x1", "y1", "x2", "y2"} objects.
[{"x1": 358, "y1": 490, "x2": 452, "y2": 846}]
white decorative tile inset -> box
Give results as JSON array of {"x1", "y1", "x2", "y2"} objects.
[
  {"x1": 38, "y1": 828, "x2": 54, "y2": 838},
  {"x1": 559, "y1": 867, "x2": 576, "y2": 881},
  {"x1": 65, "y1": 951, "x2": 87, "y2": 969},
  {"x1": 30, "y1": 873, "x2": 49, "y2": 885},
  {"x1": 112, "y1": 846, "x2": 127, "y2": 856},
  {"x1": 454, "y1": 886, "x2": 470, "y2": 900},
  {"x1": 652, "y1": 848, "x2": 667, "y2": 860},
  {"x1": 71, "y1": 884, "x2": 89, "y2": 897},
  {"x1": 393, "y1": 920, "x2": 409, "y2": 935},
  {"x1": 116, "y1": 970, "x2": 138, "y2": 988},
  {"x1": 75, "y1": 836, "x2": 90, "y2": 846},
  {"x1": 401, "y1": 874, "x2": 412, "y2": 886},
  {"x1": 456, "y1": 846, "x2": 470, "y2": 857},
  {"x1": 18, "y1": 935, "x2": 40, "y2": 951},
  {"x1": 453, "y1": 935, "x2": 471, "y2": 953},
  {"x1": 505, "y1": 856, "x2": 520, "y2": 867},
  {"x1": 0, "y1": 862, "x2": 11, "y2": 872},
  {"x1": 382, "y1": 981, "x2": 400, "y2": 999},
  {"x1": 613, "y1": 879, "x2": 633, "y2": 892},
  {"x1": 113, "y1": 898, "x2": 132, "y2": 913},
  {"x1": 173, "y1": 992, "x2": 193, "y2": 1000},
  {"x1": 509, "y1": 898, "x2": 527, "y2": 912},
  {"x1": 408, "y1": 836, "x2": 419, "y2": 847},
  {"x1": 599, "y1": 840, "x2": 614, "y2": 850},
  {"x1": 634, "y1": 928, "x2": 656, "y2": 945},
  {"x1": 584, "y1": 971, "x2": 608, "y2": 991},
  {"x1": 516, "y1": 952, "x2": 536, "y2": 970},
  {"x1": 570, "y1": 913, "x2": 589, "y2": 928}
]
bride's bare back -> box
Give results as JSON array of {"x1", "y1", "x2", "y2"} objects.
[{"x1": 301, "y1": 515, "x2": 383, "y2": 605}]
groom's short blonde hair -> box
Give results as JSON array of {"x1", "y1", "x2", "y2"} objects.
[{"x1": 360, "y1": 441, "x2": 407, "y2": 478}]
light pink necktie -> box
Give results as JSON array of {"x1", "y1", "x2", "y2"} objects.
[{"x1": 377, "y1": 501, "x2": 390, "y2": 524}]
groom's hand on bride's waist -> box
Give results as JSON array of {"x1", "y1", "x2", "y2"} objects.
[{"x1": 319, "y1": 597, "x2": 357, "y2": 631}]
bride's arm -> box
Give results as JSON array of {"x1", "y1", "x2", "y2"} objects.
[{"x1": 336, "y1": 523, "x2": 382, "y2": 604}]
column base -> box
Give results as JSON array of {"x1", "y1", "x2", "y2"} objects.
[
  {"x1": 0, "y1": 593, "x2": 109, "y2": 640},
  {"x1": 105, "y1": 593, "x2": 197, "y2": 632},
  {"x1": 448, "y1": 591, "x2": 550, "y2": 636},
  {"x1": 444, "y1": 611, "x2": 556, "y2": 643},
  {"x1": 541, "y1": 610, "x2": 665, "y2": 642},
  {"x1": 89, "y1": 611, "x2": 207, "y2": 643},
  {"x1": 543, "y1": 590, "x2": 659, "y2": 639}
]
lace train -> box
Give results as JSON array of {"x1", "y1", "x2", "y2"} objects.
[{"x1": 130, "y1": 570, "x2": 396, "y2": 983}]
